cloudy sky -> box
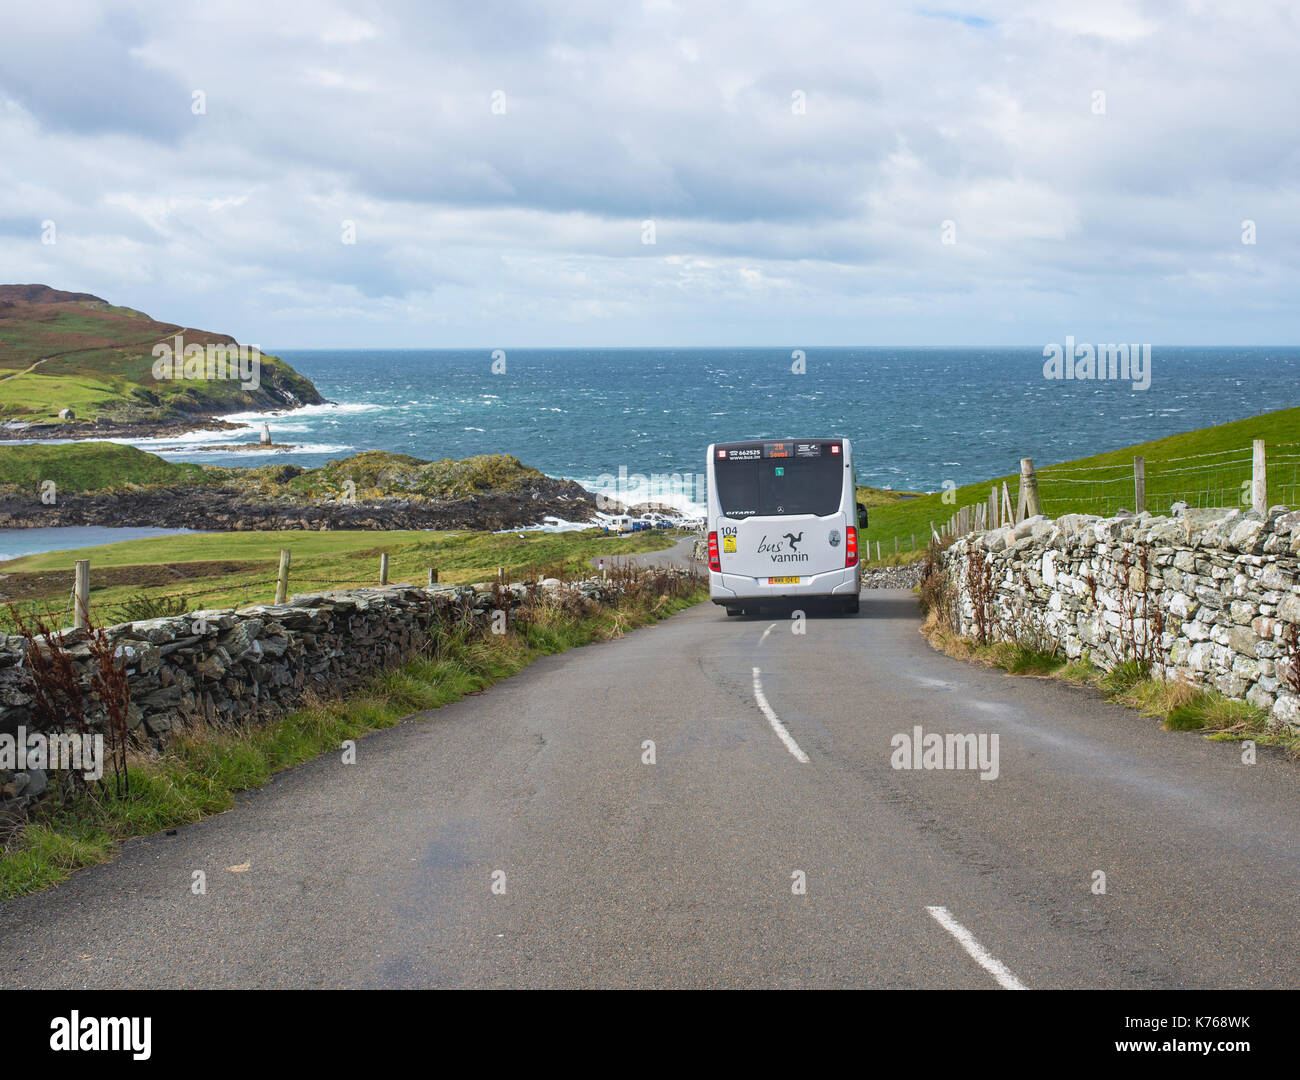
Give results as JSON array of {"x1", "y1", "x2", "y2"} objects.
[{"x1": 1, "y1": 0, "x2": 1297, "y2": 348}]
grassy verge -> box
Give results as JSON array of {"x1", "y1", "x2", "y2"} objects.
[
  {"x1": 0, "y1": 579, "x2": 707, "y2": 900},
  {"x1": 920, "y1": 610, "x2": 1300, "y2": 757}
]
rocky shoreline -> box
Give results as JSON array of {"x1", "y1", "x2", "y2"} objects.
[
  {"x1": 0, "y1": 415, "x2": 253, "y2": 442},
  {"x1": 0, "y1": 476, "x2": 604, "y2": 533}
]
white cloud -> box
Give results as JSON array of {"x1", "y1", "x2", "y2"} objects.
[{"x1": 0, "y1": 0, "x2": 1295, "y2": 345}]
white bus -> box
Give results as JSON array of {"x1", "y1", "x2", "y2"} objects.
[{"x1": 706, "y1": 438, "x2": 866, "y2": 616}]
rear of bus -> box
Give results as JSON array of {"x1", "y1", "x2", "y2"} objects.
[{"x1": 705, "y1": 438, "x2": 863, "y2": 615}]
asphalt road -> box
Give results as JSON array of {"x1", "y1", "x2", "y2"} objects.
[
  {"x1": 2, "y1": 588, "x2": 1298, "y2": 989},
  {"x1": 590, "y1": 533, "x2": 701, "y2": 571}
]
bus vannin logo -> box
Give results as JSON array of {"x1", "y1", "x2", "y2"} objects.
[
  {"x1": 828, "y1": 529, "x2": 841, "y2": 547},
  {"x1": 757, "y1": 534, "x2": 809, "y2": 563}
]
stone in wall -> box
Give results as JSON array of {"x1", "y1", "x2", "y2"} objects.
[
  {"x1": 940, "y1": 505, "x2": 1300, "y2": 732},
  {"x1": 0, "y1": 571, "x2": 698, "y2": 823}
]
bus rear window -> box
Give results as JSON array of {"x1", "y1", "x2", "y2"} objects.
[{"x1": 714, "y1": 457, "x2": 845, "y2": 517}]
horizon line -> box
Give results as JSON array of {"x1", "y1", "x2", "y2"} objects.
[{"x1": 266, "y1": 343, "x2": 1300, "y2": 352}]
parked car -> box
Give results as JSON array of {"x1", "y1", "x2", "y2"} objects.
[{"x1": 604, "y1": 515, "x2": 635, "y2": 534}]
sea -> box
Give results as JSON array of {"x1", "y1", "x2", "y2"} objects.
[
  {"x1": 0, "y1": 526, "x2": 205, "y2": 564},
  {"x1": 15, "y1": 346, "x2": 1300, "y2": 520}
]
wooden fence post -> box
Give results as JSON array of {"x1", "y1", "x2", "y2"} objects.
[
  {"x1": 73, "y1": 559, "x2": 89, "y2": 629},
  {"x1": 1253, "y1": 439, "x2": 1267, "y2": 514},
  {"x1": 894, "y1": 536, "x2": 899, "y2": 556},
  {"x1": 1001, "y1": 482, "x2": 1013, "y2": 526},
  {"x1": 1134, "y1": 455, "x2": 1146, "y2": 514},
  {"x1": 989, "y1": 487, "x2": 998, "y2": 530},
  {"x1": 1016, "y1": 458, "x2": 1042, "y2": 521},
  {"x1": 379, "y1": 553, "x2": 389, "y2": 585},
  {"x1": 428, "y1": 568, "x2": 439, "y2": 585},
  {"x1": 275, "y1": 549, "x2": 290, "y2": 604}
]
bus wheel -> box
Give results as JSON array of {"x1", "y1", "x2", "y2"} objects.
[
  {"x1": 842, "y1": 597, "x2": 860, "y2": 615},
  {"x1": 725, "y1": 606, "x2": 744, "y2": 617}
]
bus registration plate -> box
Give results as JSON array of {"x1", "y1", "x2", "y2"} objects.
[{"x1": 767, "y1": 576, "x2": 801, "y2": 585}]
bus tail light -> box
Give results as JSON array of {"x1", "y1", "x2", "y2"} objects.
[
  {"x1": 845, "y1": 526, "x2": 858, "y2": 567},
  {"x1": 708, "y1": 531, "x2": 721, "y2": 572}
]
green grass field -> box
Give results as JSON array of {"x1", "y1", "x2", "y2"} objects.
[
  {"x1": 0, "y1": 527, "x2": 690, "y2": 630},
  {"x1": 859, "y1": 404, "x2": 1300, "y2": 563}
]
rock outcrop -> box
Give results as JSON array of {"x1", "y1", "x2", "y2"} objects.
[{"x1": 0, "y1": 481, "x2": 601, "y2": 532}]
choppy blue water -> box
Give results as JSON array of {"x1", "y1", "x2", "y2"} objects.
[{"x1": 102, "y1": 347, "x2": 1300, "y2": 513}]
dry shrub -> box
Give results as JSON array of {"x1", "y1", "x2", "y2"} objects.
[
  {"x1": 4, "y1": 604, "x2": 132, "y2": 799},
  {"x1": 918, "y1": 539, "x2": 957, "y2": 629},
  {"x1": 965, "y1": 545, "x2": 999, "y2": 646}
]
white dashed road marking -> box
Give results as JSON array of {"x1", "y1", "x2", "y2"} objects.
[
  {"x1": 926, "y1": 905, "x2": 1028, "y2": 990},
  {"x1": 751, "y1": 666, "x2": 809, "y2": 763}
]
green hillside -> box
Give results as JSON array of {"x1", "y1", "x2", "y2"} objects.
[
  {"x1": 0, "y1": 284, "x2": 324, "y2": 427},
  {"x1": 860, "y1": 405, "x2": 1300, "y2": 561},
  {"x1": 0, "y1": 442, "x2": 206, "y2": 490}
]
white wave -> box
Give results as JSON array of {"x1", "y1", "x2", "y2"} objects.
[
  {"x1": 502, "y1": 516, "x2": 599, "y2": 534},
  {"x1": 221, "y1": 401, "x2": 389, "y2": 422},
  {"x1": 158, "y1": 442, "x2": 353, "y2": 458},
  {"x1": 569, "y1": 478, "x2": 706, "y2": 517},
  {"x1": 127, "y1": 428, "x2": 242, "y2": 448},
  {"x1": 0, "y1": 431, "x2": 231, "y2": 449}
]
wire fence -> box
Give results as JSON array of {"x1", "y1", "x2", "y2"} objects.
[
  {"x1": 1037, "y1": 445, "x2": 1255, "y2": 518},
  {"x1": 1269, "y1": 442, "x2": 1300, "y2": 508},
  {"x1": 1, "y1": 561, "x2": 420, "y2": 632},
  {"x1": 863, "y1": 440, "x2": 1296, "y2": 563},
  {"x1": 0, "y1": 549, "x2": 618, "y2": 633}
]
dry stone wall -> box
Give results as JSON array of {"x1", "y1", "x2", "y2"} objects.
[
  {"x1": 0, "y1": 573, "x2": 692, "y2": 820},
  {"x1": 941, "y1": 505, "x2": 1300, "y2": 730}
]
